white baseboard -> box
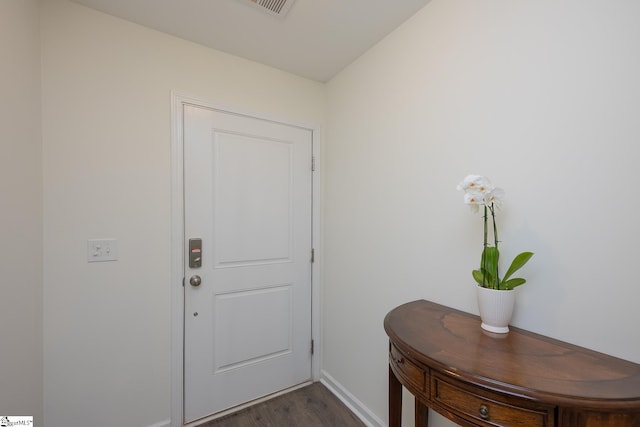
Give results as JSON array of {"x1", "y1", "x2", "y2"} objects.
[
  {"x1": 147, "y1": 419, "x2": 171, "y2": 427},
  {"x1": 320, "y1": 371, "x2": 384, "y2": 427}
]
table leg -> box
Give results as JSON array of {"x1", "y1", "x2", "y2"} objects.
[
  {"x1": 415, "y1": 398, "x2": 429, "y2": 426},
  {"x1": 389, "y1": 365, "x2": 402, "y2": 427}
]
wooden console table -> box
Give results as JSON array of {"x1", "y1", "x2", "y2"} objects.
[{"x1": 384, "y1": 300, "x2": 640, "y2": 427}]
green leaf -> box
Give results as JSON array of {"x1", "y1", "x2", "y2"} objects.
[
  {"x1": 502, "y1": 252, "x2": 534, "y2": 283},
  {"x1": 502, "y1": 278, "x2": 526, "y2": 290},
  {"x1": 480, "y1": 247, "x2": 500, "y2": 289},
  {"x1": 472, "y1": 269, "x2": 484, "y2": 285},
  {"x1": 485, "y1": 268, "x2": 498, "y2": 288}
]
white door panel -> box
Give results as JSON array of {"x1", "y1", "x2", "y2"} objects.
[
  {"x1": 213, "y1": 132, "x2": 292, "y2": 265},
  {"x1": 183, "y1": 104, "x2": 312, "y2": 423}
]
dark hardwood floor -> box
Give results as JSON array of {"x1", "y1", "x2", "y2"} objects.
[{"x1": 200, "y1": 382, "x2": 365, "y2": 427}]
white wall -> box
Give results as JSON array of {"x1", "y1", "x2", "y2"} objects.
[
  {"x1": 324, "y1": 1, "x2": 640, "y2": 426},
  {"x1": 40, "y1": 1, "x2": 324, "y2": 426},
  {"x1": 22, "y1": 0, "x2": 640, "y2": 426},
  {"x1": 0, "y1": 0, "x2": 43, "y2": 423}
]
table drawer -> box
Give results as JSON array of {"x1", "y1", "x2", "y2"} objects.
[
  {"x1": 389, "y1": 343, "x2": 426, "y2": 393},
  {"x1": 432, "y1": 374, "x2": 553, "y2": 427}
]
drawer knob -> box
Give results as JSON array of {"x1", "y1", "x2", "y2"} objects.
[
  {"x1": 395, "y1": 357, "x2": 404, "y2": 365},
  {"x1": 479, "y1": 404, "x2": 490, "y2": 420}
]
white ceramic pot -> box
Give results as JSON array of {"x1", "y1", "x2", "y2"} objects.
[{"x1": 476, "y1": 286, "x2": 516, "y2": 333}]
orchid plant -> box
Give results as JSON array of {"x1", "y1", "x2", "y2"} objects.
[{"x1": 457, "y1": 175, "x2": 533, "y2": 290}]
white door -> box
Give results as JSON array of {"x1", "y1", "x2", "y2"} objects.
[{"x1": 183, "y1": 104, "x2": 313, "y2": 423}]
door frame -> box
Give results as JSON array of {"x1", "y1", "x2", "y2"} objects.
[{"x1": 170, "y1": 92, "x2": 322, "y2": 427}]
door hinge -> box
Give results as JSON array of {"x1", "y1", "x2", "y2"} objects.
[
  {"x1": 182, "y1": 277, "x2": 185, "y2": 287},
  {"x1": 311, "y1": 248, "x2": 315, "y2": 263},
  {"x1": 311, "y1": 339, "x2": 315, "y2": 355},
  {"x1": 311, "y1": 156, "x2": 316, "y2": 171}
]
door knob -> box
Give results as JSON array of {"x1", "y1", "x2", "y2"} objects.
[{"x1": 189, "y1": 275, "x2": 202, "y2": 287}]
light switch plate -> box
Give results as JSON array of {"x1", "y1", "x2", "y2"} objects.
[{"x1": 87, "y1": 239, "x2": 118, "y2": 262}]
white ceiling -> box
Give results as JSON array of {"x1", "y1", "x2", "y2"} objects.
[{"x1": 70, "y1": 0, "x2": 431, "y2": 82}]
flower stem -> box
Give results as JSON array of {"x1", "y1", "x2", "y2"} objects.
[
  {"x1": 483, "y1": 205, "x2": 488, "y2": 287},
  {"x1": 490, "y1": 203, "x2": 499, "y2": 289}
]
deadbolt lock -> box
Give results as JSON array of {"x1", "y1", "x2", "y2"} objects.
[{"x1": 189, "y1": 238, "x2": 202, "y2": 268}]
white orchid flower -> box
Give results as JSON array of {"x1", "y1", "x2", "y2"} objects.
[
  {"x1": 484, "y1": 187, "x2": 505, "y2": 207},
  {"x1": 463, "y1": 191, "x2": 485, "y2": 213},
  {"x1": 456, "y1": 174, "x2": 492, "y2": 193}
]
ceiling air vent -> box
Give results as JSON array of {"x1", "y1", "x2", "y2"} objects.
[{"x1": 246, "y1": 0, "x2": 296, "y2": 17}]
